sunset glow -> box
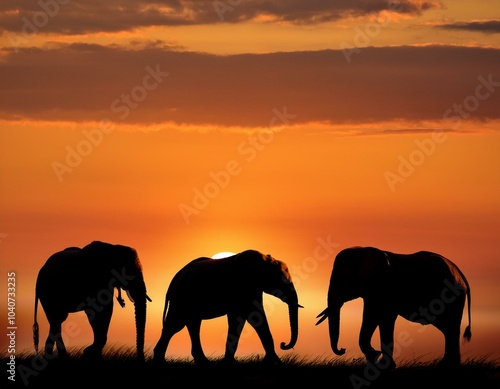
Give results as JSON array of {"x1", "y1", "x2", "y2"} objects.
[
  {"x1": 211, "y1": 252, "x2": 236, "y2": 259},
  {"x1": 0, "y1": 0, "x2": 499, "y2": 367}
]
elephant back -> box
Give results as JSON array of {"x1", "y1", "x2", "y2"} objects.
[{"x1": 166, "y1": 250, "x2": 271, "y2": 303}]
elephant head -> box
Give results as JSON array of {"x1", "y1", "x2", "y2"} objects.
[
  {"x1": 101, "y1": 242, "x2": 152, "y2": 359},
  {"x1": 316, "y1": 247, "x2": 391, "y2": 356},
  {"x1": 261, "y1": 254, "x2": 302, "y2": 351}
]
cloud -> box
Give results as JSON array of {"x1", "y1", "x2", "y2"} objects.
[
  {"x1": 0, "y1": 0, "x2": 442, "y2": 34},
  {"x1": 435, "y1": 20, "x2": 500, "y2": 34},
  {"x1": 1, "y1": 44, "x2": 499, "y2": 127}
]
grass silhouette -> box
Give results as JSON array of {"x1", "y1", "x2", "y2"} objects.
[{"x1": 3, "y1": 346, "x2": 499, "y2": 388}]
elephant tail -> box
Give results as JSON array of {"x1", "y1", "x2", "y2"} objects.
[
  {"x1": 162, "y1": 274, "x2": 180, "y2": 322},
  {"x1": 457, "y1": 265, "x2": 472, "y2": 342},
  {"x1": 463, "y1": 278, "x2": 472, "y2": 342},
  {"x1": 162, "y1": 290, "x2": 171, "y2": 322},
  {"x1": 33, "y1": 291, "x2": 40, "y2": 353},
  {"x1": 162, "y1": 299, "x2": 169, "y2": 322}
]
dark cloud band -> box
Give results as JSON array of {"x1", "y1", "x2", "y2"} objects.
[
  {"x1": 1, "y1": 44, "x2": 499, "y2": 126},
  {"x1": 435, "y1": 20, "x2": 500, "y2": 34},
  {"x1": 0, "y1": 0, "x2": 442, "y2": 34}
]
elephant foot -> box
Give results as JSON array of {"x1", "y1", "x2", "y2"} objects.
[
  {"x1": 263, "y1": 353, "x2": 282, "y2": 365},
  {"x1": 82, "y1": 346, "x2": 103, "y2": 361},
  {"x1": 221, "y1": 355, "x2": 238, "y2": 366},
  {"x1": 43, "y1": 347, "x2": 68, "y2": 361},
  {"x1": 43, "y1": 347, "x2": 55, "y2": 359},
  {"x1": 375, "y1": 354, "x2": 396, "y2": 371},
  {"x1": 152, "y1": 355, "x2": 167, "y2": 366},
  {"x1": 57, "y1": 349, "x2": 69, "y2": 359},
  {"x1": 193, "y1": 355, "x2": 210, "y2": 367},
  {"x1": 152, "y1": 346, "x2": 166, "y2": 361},
  {"x1": 364, "y1": 350, "x2": 382, "y2": 366},
  {"x1": 438, "y1": 357, "x2": 460, "y2": 369}
]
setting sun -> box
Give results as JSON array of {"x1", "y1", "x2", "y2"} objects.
[{"x1": 211, "y1": 251, "x2": 237, "y2": 259}]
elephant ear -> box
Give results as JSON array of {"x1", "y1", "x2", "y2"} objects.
[
  {"x1": 264, "y1": 254, "x2": 275, "y2": 265},
  {"x1": 359, "y1": 249, "x2": 392, "y2": 295},
  {"x1": 264, "y1": 254, "x2": 293, "y2": 284},
  {"x1": 264, "y1": 253, "x2": 281, "y2": 268},
  {"x1": 116, "y1": 246, "x2": 144, "y2": 286},
  {"x1": 110, "y1": 245, "x2": 139, "y2": 268}
]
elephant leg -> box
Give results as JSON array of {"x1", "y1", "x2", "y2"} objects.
[
  {"x1": 44, "y1": 311, "x2": 68, "y2": 358},
  {"x1": 186, "y1": 319, "x2": 209, "y2": 365},
  {"x1": 378, "y1": 315, "x2": 397, "y2": 369},
  {"x1": 223, "y1": 313, "x2": 245, "y2": 363},
  {"x1": 46, "y1": 320, "x2": 68, "y2": 358},
  {"x1": 44, "y1": 323, "x2": 56, "y2": 356},
  {"x1": 247, "y1": 303, "x2": 280, "y2": 364},
  {"x1": 84, "y1": 304, "x2": 113, "y2": 358},
  {"x1": 153, "y1": 315, "x2": 185, "y2": 362},
  {"x1": 437, "y1": 321, "x2": 461, "y2": 367},
  {"x1": 359, "y1": 304, "x2": 381, "y2": 364}
]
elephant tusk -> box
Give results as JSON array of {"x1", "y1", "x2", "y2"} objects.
[
  {"x1": 116, "y1": 288, "x2": 126, "y2": 308},
  {"x1": 117, "y1": 296, "x2": 126, "y2": 308},
  {"x1": 129, "y1": 291, "x2": 152, "y2": 303},
  {"x1": 315, "y1": 308, "x2": 328, "y2": 325},
  {"x1": 298, "y1": 304, "x2": 304, "y2": 308},
  {"x1": 126, "y1": 290, "x2": 135, "y2": 303}
]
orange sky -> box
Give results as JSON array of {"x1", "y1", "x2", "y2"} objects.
[{"x1": 1, "y1": 0, "x2": 499, "y2": 364}]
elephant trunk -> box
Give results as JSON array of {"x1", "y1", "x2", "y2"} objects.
[
  {"x1": 280, "y1": 301, "x2": 300, "y2": 350},
  {"x1": 128, "y1": 280, "x2": 147, "y2": 360},
  {"x1": 134, "y1": 298, "x2": 147, "y2": 359},
  {"x1": 328, "y1": 304, "x2": 346, "y2": 356}
]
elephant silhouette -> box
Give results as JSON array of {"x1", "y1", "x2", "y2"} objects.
[
  {"x1": 153, "y1": 249, "x2": 302, "y2": 365},
  {"x1": 316, "y1": 246, "x2": 472, "y2": 368},
  {"x1": 33, "y1": 241, "x2": 152, "y2": 359}
]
